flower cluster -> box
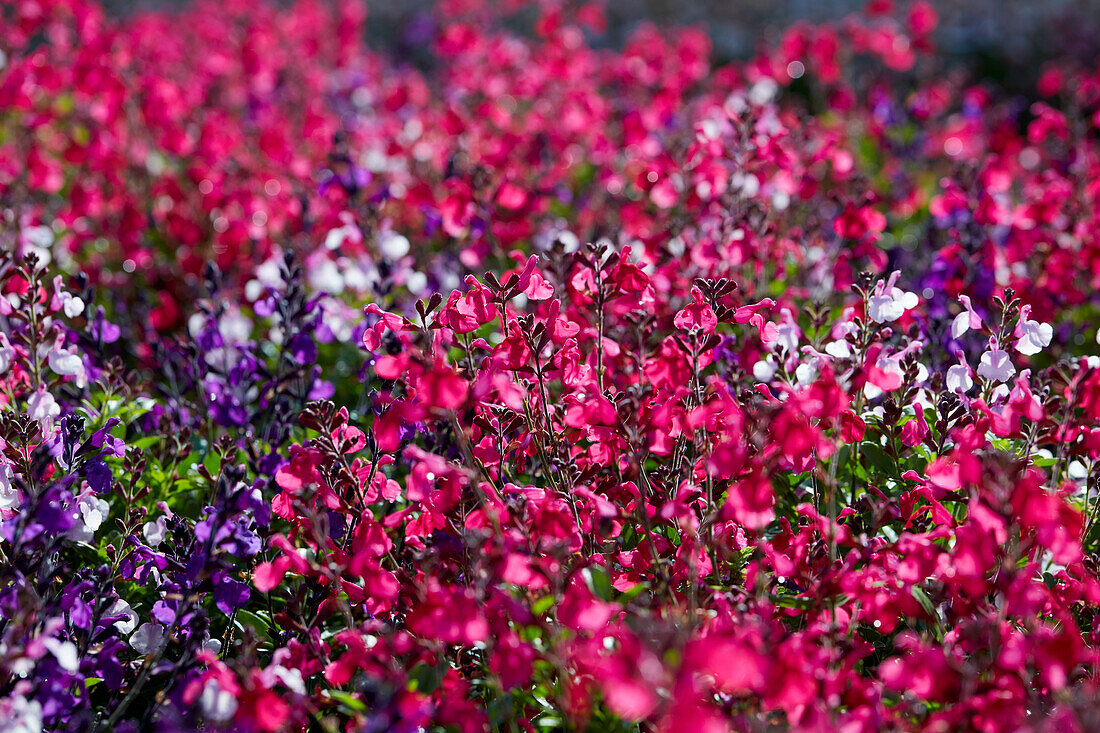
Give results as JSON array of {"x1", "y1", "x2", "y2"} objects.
[{"x1": 3, "y1": 0, "x2": 1100, "y2": 731}]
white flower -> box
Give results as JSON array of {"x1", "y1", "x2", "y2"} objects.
[
  {"x1": 772, "y1": 310, "x2": 800, "y2": 354},
  {"x1": 824, "y1": 339, "x2": 852, "y2": 359},
  {"x1": 914, "y1": 362, "x2": 929, "y2": 384},
  {"x1": 26, "y1": 388, "x2": 59, "y2": 425},
  {"x1": 80, "y1": 496, "x2": 108, "y2": 530},
  {"x1": 142, "y1": 516, "x2": 167, "y2": 547},
  {"x1": 977, "y1": 343, "x2": 1016, "y2": 382},
  {"x1": 555, "y1": 229, "x2": 580, "y2": 253},
  {"x1": 863, "y1": 353, "x2": 902, "y2": 400},
  {"x1": 832, "y1": 309, "x2": 858, "y2": 339},
  {"x1": 130, "y1": 623, "x2": 165, "y2": 654},
  {"x1": 51, "y1": 275, "x2": 84, "y2": 317},
  {"x1": 794, "y1": 361, "x2": 817, "y2": 386},
  {"x1": 69, "y1": 491, "x2": 109, "y2": 543},
  {"x1": 1015, "y1": 322, "x2": 1052, "y2": 355},
  {"x1": 343, "y1": 263, "x2": 375, "y2": 293},
  {"x1": 736, "y1": 173, "x2": 760, "y2": 198},
  {"x1": 0, "y1": 695, "x2": 43, "y2": 733},
  {"x1": 48, "y1": 348, "x2": 84, "y2": 383},
  {"x1": 200, "y1": 679, "x2": 239, "y2": 722},
  {"x1": 21, "y1": 225, "x2": 54, "y2": 266},
  {"x1": 245, "y1": 256, "x2": 284, "y2": 300},
  {"x1": 867, "y1": 271, "x2": 918, "y2": 323},
  {"x1": 1013, "y1": 306, "x2": 1052, "y2": 356},
  {"x1": 753, "y1": 356, "x2": 777, "y2": 382},
  {"x1": 219, "y1": 309, "x2": 252, "y2": 344},
  {"x1": 202, "y1": 636, "x2": 223, "y2": 656},
  {"x1": 951, "y1": 295, "x2": 983, "y2": 338},
  {"x1": 1068, "y1": 460, "x2": 1089, "y2": 481},
  {"x1": 64, "y1": 295, "x2": 84, "y2": 318},
  {"x1": 946, "y1": 360, "x2": 974, "y2": 393},
  {"x1": 697, "y1": 118, "x2": 722, "y2": 141},
  {"x1": 265, "y1": 665, "x2": 306, "y2": 695},
  {"x1": 43, "y1": 638, "x2": 79, "y2": 672},
  {"x1": 307, "y1": 257, "x2": 344, "y2": 295},
  {"x1": 0, "y1": 462, "x2": 18, "y2": 510},
  {"x1": 255, "y1": 256, "x2": 282, "y2": 286},
  {"x1": 319, "y1": 300, "x2": 354, "y2": 343},
  {"x1": 108, "y1": 599, "x2": 138, "y2": 634},
  {"x1": 203, "y1": 346, "x2": 240, "y2": 371},
  {"x1": 0, "y1": 335, "x2": 12, "y2": 374},
  {"x1": 863, "y1": 341, "x2": 925, "y2": 400},
  {"x1": 748, "y1": 78, "x2": 778, "y2": 106},
  {"x1": 377, "y1": 230, "x2": 410, "y2": 260},
  {"x1": 950, "y1": 312, "x2": 969, "y2": 338},
  {"x1": 323, "y1": 215, "x2": 362, "y2": 251},
  {"x1": 323, "y1": 228, "x2": 346, "y2": 250},
  {"x1": 405, "y1": 271, "x2": 428, "y2": 294}
]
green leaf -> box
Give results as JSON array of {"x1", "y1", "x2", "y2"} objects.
[
  {"x1": 618, "y1": 582, "x2": 648, "y2": 605},
  {"x1": 203, "y1": 450, "x2": 221, "y2": 476},
  {"x1": 531, "y1": 595, "x2": 555, "y2": 616},
  {"x1": 487, "y1": 694, "x2": 515, "y2": 726},
  {"x1": 911, "y1": 585, "x2": 936, "y2": 618},
  {"x1": 911, "y1": 585, "x2": 942, "y2": 639},
  {"x1": 861, "y1": 442, "x2": 895, "y2": 478},
  {"x1": 322, "y1": 689, "x2": 367, "y2": 712},
  {"x1": 584, "y1": 566, "x2": 614, "y2": 602},
  {"x1": 769, "y1": 592, "x2": 849, "y2": 610},
  {"x1": 235, "y1": 609, "x2": 272, "y2": 640},
  {"x1": 131, "y1": 436, "x2": 161, "y2": 450},
  {"x1": 407, "y1": 662, "x2": 447, "y2": 694},
  {"x1": 769, "y1": 593, "x2": 814, "y2": 610}
]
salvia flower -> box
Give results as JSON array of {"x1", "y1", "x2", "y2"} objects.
[
  {"x1": 1, "y1": 3, "x2": 1099, "y2": 731},
  {"x1": 946, "y1": 351, "x2": 975, "y2": 393},
  {"x1": 950, "y1": 294, "x2": 983, "y2": 338},
  {"x1": 977, "y1": 338, "x2": 1017, "y2": 382},
  {"x1": 867, "y1": 270, "x2": 919, "y2": 323},
  {"x1": 1014, "y1": 305, "x2": 1053, "y2": 356}
]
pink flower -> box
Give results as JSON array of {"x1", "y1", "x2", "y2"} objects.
[
  {"x1": 833, "y1": 203, "x2": 887, "y2": 241},
  {"x1": 557, "y1": 574, "x2": 617, "y2": 632},
  {"x1": 417, "y1": 360, "x2": 469, "y2": 411},
  {"x1": 723, "y1": 466, "x2": 775, "y2": 530},
  {"x1": 674, "y1": 287, "x2": 717, "y2": 334}
]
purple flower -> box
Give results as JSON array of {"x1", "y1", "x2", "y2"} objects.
[
  {"x1": 214, "y1": 576, "x2": 250, "y2": 614},
  {"x1": 91, "y1": 307, "x2": 121, "y2": 344},
  {"x1": 86, "y1": 460, "x2": 112, "y2": 493}
]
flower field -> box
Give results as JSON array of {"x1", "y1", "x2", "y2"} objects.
[{"x1": 3, "y1": 0, "x2": 1100, "y2": 730}]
